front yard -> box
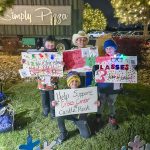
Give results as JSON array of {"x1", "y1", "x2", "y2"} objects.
[{"x1": 0, "y1": 80, "x2": 150, "y2": 150}]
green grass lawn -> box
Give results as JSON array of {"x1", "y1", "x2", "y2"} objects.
[{"x1": 0, "y1": 80, "x2": 150, "y2": 150}]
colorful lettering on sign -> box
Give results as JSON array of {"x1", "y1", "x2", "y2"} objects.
[
  {"x1": 95, "y1": 56, "x2": 137, "y2": 83},
  {"x1": 54, "y1": 87, "x2": 98, "y2": 116},
  {"x1": 21, "y1": 52, "x2": 63, "y2": 77},
  {"x1": 99, "y1": 64, "x2": 129, "y2": 70}
]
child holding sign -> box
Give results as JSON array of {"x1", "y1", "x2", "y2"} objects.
[
  {"x1": 51, "y1": 71, "x2": 92, "y2": 145},
  {"x1": 37, "y1": 35, "x2": 58, "y2": 118},
  {"x1": 93, "y1": 39, "x2": 122, "y2": 130}
]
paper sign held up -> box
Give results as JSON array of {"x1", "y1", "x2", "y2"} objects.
[
  {"x1": 21, "y1": 52, "x2": 63, "y2": 77},
  {"x1": 54, "y1": 87, "x2": 98, "y2": 117},
  {"x1": 95, "y1": 56, "x2": 137, "y2": 83},
  {"x1": 63, "y1": 49, "x2": 85, "y2": 70},
  {"x1": 63, "y1": 47, "x2": 98, "y2": 72}
]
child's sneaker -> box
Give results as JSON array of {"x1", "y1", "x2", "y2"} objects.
[
  {"x1": 108, "y1": 115, "x2": 119, "y2": 130},
  {"x1": 54, "y1": 132, "x2": 69, "y2": 144},
  {"x1": 42, "y1": 108, "x2": 49, "y2": 117},
  {"x1": 49, "y1": 132, "x2": 69, "y2": 149},
  {"x1": 50, "y1": 114, "x2": 55, "y2": 120},
  {"x1": 50, "y1": 109, "x2": 55, "y2": 119},
  {"x1": 41, "y1": 112, "x2": 48, "y2": 117}
]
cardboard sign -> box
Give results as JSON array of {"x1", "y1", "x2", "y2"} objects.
[
  {"x1": 63, "y1": 47, "x2": 98, "y2": 72},
  {"x1": 95, "y1": 56, "x2": 137, "y2": 83},
  {"x1": 54, "y1": 87, "x2": 98, "y2": 117},
  {"x1": 21, "y1": 52, "x2": 63, "y2": 77}
]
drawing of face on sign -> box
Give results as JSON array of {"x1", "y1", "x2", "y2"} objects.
[
  {"x1": 89, "y1": 47, "x2": 98, "y2": 57},
  {"x1": 95, "y1": 69, "x2": 107, "y2": 82}
]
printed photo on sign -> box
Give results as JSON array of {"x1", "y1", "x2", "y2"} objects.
[
  {"x1": 95, "y1": 56, "x2": 137, "y2": 83},
  {"x1": 19, "y1": 69, "x2": 31, "y2": 78},
  {"x1": 54, "y1": 87, "x2": 98, "y2": 117},
  {"x1": 63, "y1": 47, "x2": 98, "y2": 72},
  {"x1": 21, "y1": 52, "x2": 63, "y2": 77}
]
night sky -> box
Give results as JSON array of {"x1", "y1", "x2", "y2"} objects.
[{"x1": 83, "y1": 0, "x2": 118, "y2": 28}]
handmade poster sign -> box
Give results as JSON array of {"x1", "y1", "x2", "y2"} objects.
[
  {"x1": 21, "y1": 52, "x2": 63, "y2": 77},
  {"x1": 63, "y1": 47, "x2": 98, "y2": 72},
  {"x1": 54, "y1": 87, "x2": 98, "y2": 117},
  {"x1": 95, "y1": 55, "x2": 137, "y2": 83}
]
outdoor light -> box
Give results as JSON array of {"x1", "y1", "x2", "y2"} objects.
[{"x1": 120, "y1": 54, "x2": 127, "y2": 60}]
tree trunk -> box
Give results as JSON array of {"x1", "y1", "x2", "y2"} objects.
[{"x1": 143, "y1": 23, "x2": 149, "y2": 38}]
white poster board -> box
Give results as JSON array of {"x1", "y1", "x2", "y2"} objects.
[
  {"x1": 54, "y1": 87, "x2": 98, "y2": 117},
  {"x1": 95, "y1": 56, "x2": 137, "y2": 83},
  {"x1": 21, "y1": 52, "x2": 63, "y2": 77}
]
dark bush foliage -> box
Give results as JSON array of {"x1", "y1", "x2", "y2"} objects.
[{"x1": 113, "y1": 37, "x2": 144, "y2": 55}]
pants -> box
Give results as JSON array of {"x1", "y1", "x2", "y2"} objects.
[
  {"x1": 97, "y1": 93, "x2": 118, "y2": 116},
  {"x1": 57, "y1": 115, "x2": 91, "y2": 138},
  {"x1": 40, "y1": 90, "x2": 55, "y2": 117},
  {"x1": 57, "y1": 115, "x2": 78, "y2": 133}
]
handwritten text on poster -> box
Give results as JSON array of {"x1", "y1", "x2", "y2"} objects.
[
  {"x1": 54, "y1": 87, "x2": 98, "y2": 116},
  {"x1": 21, "y1": 52, "x2": 63, "y2": 77},
  {"x1": 95, "y1": 56, "x2": 137, "y2": 83}
]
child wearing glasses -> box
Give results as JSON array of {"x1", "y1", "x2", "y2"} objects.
[{"x1": 93, "y1": 39, "x2": 122, "y2": 130}]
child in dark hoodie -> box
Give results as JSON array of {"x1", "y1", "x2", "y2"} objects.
[
  {"x1": 93, "y1": 39, "x2": 122, "y2": 130},
  {"x1": 37, "y1": 35, "x2": 58, "y2": 118}
]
